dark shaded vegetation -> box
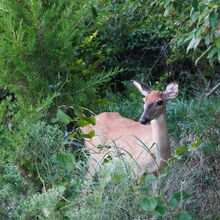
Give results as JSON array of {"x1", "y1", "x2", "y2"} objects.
[{"x1": 0, "y1": 0, "x2": 219, "y2": 219}]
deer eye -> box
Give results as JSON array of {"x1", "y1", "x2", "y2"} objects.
[{"x1": 157, "y1": 100, "x2": 163, "y2": 106}]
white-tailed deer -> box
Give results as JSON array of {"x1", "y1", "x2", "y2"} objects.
[{"x1": 83, "y1": 80, "x2": 178, "y2": 179}]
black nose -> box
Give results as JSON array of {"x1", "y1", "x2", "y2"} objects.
[{"x1": 139, "y1": 118, "x2": 151, "y2": 124}]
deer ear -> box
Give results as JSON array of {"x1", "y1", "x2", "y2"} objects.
[
  {"x1": 164, "y1": 82, "x2": 179, "y2": 100},
  {"x1": 131, "y1": 80, "x2": 152, "y2": 96}
]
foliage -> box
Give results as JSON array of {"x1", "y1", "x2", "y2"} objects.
[
  {"x1": 21, "y1": 186, "x2": 66, "y2": 219},
  {"x1": 0, "y1": 0, "x2": 120, "y2": 111},
  {"x1": 0, "y1": 0, "x2": 220, "y2": 219},
  {"x1": 157, "y1": 0, "x2": 220, "y2": 64}
]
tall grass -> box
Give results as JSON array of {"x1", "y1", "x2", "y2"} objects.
[
  {"x1": 77, "y1": 91, "x2": 220, "y2": 220},
  {"x1": 0, "y1": 91, "x2": 219, "y2": 219}
]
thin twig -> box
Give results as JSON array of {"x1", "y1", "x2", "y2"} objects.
[{"x1": 206, "y1": 83, "x2": 220, "y2": 97}]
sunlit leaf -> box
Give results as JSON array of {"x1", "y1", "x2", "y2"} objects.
[
  {"x1": 176, "y1": 146, "x2": 188, "y2": 154},
  {"x1": 187, "y1": 37, "x2": 196, "y2": 53},
  {"x1": 69, "y1": 132, "x2": 78, "y2": 139},
  {"x1": 191, "y1": 137, "x2": 201, "y2": 147},
  {"x1": 77, "y1": 116, "x2": 96, "y2": 127},
  {"x1": 81, "y1": 130, "x2": 95, "y2": 138}
]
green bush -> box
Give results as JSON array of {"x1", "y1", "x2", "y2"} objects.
[{"x1": 0, "y1": 0, "x2": 120, "y2": 111}]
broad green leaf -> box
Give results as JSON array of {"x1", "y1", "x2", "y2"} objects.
[
  {"x1": 176, "y1": 146, "x2": 188, "y2": 155},
  {"x1": 140, "y1": 197, "x2": 158, "y2": 212},
  {"x1": 73, "y1": 104, "x2": 83, "y2": 118},
  {"x1": 83, "y1": 116, "x2": 96, "y2": 125},
  {"x1": 191, "y1": 11, "x2": 200, "y2": 23},
  {"x1": 77, "y1": 116, "x2": 96, "y2": 127},
  {"x1": 77, "y1": 119, "x2": 90, "y2": 127},
  {"x1": 56, "y1": 109, "x2": 72, "y2": 124},
  {"x1": 174, "y1": 211, "x2": 193, "y2": 220},
  {"x1": 155, "y1": 205, "x2": 168, "y2": 216},
  {"x1": 81, "y1": 130, "x2": 95, "y2": 138},
  {"x1": 56, "y1": 153, "x2": 75, "y2": 170},
  {"x1": 209, "y1": 11, "x2": 217, "y2": 28},
  {"x1": 169, "y1": 191, "x2": 191, "y2": 207}
]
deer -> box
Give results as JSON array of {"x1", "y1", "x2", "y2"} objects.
[{"x1": 83, "y1": 80, "x2": 179, "y2": 180}]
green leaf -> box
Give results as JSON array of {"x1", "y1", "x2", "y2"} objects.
[
  {"x1": 207, "y1": 47, "x2": 217, "y2": 59},
  {"x1": 191, "y1": 137, "x2": 201, "y2": 147},
  {"x1": 69, "y1": 132, "x2": 78, "y2": 139},
  {"x1": 191, "y1": 11, "x2": 200, "y2": 23},
  {"x1": 155, "y1": 205, "x2": 168, "y2": 216},
  {"x1": 209, "y1": 11, "x2": 217, "y2": 28},
  {"x1": 205, "y1": 34, "x2": 212, "y2": 46},
  {"x1": 56, "y1": 153, "x2": 75, "y2": 170},
  {"x1": 199, "y1": 3, "x2": 206, "y2": 13},
  {"x1": 83, "y1": 116, "x2": 96, "y2": 125},
  {"x1": 176, "y1": 146, "x2": 188, "y2": 155},
  {"x1": 81, "y1": 130, "x2": 95, "y2": 138},
  {"x1": 77, "y1": 119, "x2": 90, "y2": 127},
  {"x1": 103, "y1": 155, "x2": 112, "y2": 163},
  {"x1": 187, "y1": 37, "x2": 196, "y2": 53},
  {"x1": 77, "y1": 116, "x2": 96, "y2": 127},
  {"x1": 174, "y1": 211, "x2": 193, "y2": 220},
  {"x1": 192, "y1": 0, "x2": 198, "y2": 10},
  {"x1": 56, "y1": 109, "x2": 72, "y2": 124},
  {"x1": 139, "y1": 184, "x2": 152, "y2": 194},
  {"x1": 216, "y1": 36, "x2": 220, "y2": 62},
  {"x1": 164, "y1": 2, "x2": 172, "y2": 16},
  {"x1": 169, "y1": 191, "x2": 191, "y2": 207},
  {"x1": 73, "y1": 104, "x2": 83, "y2": 118},
  {"x1": 140, "y1": 197, "x2": 158, "y2": 212}
]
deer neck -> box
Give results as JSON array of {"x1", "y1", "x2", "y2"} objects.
[{"x1": 150, "y1": 114, "x2": 171, "y2": 163}]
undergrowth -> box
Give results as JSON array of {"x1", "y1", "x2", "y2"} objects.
[{"x1": 0, "y1": 91, "x2": 219, "y2": 219}]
